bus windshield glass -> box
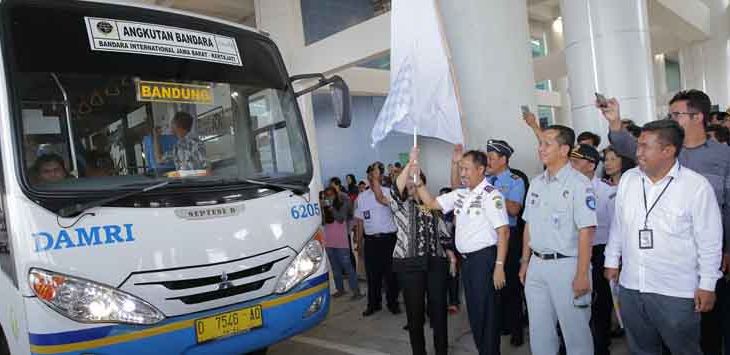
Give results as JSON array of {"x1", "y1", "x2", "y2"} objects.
[{"x1": 3, "y1": 1, "x2": 312, "y2": 194}]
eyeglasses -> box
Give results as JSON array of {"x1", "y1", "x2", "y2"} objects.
[{"x1": 666, "y1": 112, "x2": 699, "y2": 120}]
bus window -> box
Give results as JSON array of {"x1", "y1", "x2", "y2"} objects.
[{"x1": 16, "y1": 73, "x2": 310, "y2": 197}]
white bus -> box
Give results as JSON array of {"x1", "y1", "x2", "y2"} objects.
[{"x1": 0, "y1": 0, "x2": 352, "y2": 354}]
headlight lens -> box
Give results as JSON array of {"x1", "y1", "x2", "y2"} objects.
[
  {"x1": 275, "y1": 231, "x2": 325, "y2": 294},
  {"x1": 29, "y1": 269, "x2": 165, "y2": 325}
]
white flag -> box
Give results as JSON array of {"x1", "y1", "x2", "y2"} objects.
[{"x1": 371, "y1": 0, "x2": 463, "y2": 146}]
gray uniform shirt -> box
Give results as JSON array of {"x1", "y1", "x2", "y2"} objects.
[
  {"x1": 523, "y1": 164, "x2": 598, "y2": 256},
  {"x1": 609, "y1": 129, "x2": 730, "y2": 251}
]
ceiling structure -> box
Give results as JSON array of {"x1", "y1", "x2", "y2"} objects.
[{"x1": 132, "y1": 0, "x2": 256, "y2": 27}]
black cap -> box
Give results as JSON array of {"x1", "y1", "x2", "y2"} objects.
[
  {"x1": 486, "y1": 139, "x2": 514, "y2": 158},
  {"x1": 571, "y1": 144, "x2": 600, "y2": 164}
]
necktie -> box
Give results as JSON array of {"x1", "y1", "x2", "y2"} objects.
[{"x1": 489, "y1": 176, "x2": 497, "y2": 186}]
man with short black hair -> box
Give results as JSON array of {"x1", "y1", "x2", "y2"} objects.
[
  {"x1": 415, "y1": 145, "x2": 510, "y2": 355},
  {"x1": 482, "y1": 139, "x2": 527, "y2": 346},
  {"x1": 599, "y1": 90, "x2": 730, "y2": 354},
  {"x1": 604, "y1": 119, "x2": 723, "y2": 354},
  {"x1": 356, "y1": 162, "x2": 400, "y2": 317},
  {"x1": 570, "y1": 144, "x2": 616, "y2": 355},
  {"x1": 707, "y1": 124, "x2": 730, "y2": 144},
  {"x1": 577, "y1": 131, "x2": 601, "y2": 147},
  {"x1": 519, "y1": 125, "x2": 597, "y2": 355},
  {"x1": 153, "y1": 111, "x2": 209, "y2": 173}
]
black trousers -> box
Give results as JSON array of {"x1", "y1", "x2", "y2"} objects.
[
  {"x1": 398, "y1": 257, "x2": 449, "y2": 355},
  {"x1": 462, "y1": 246, "x2": 500, "y2": 355},
  {"x1": 447, "y1": 253, "x2": 461, "y2": 307},
  {"x1": 591, "y1": 244, "x2": 613, "y2": 355},
  {"x1": 700, "y1": 277, "x2": 728, "y2": 355},
  {"x1": 364, "y1": 233, "x2": 399, "y2": 308},
  {"x1": 498, "y1": 226, "x2": 524, "y2": 338}
]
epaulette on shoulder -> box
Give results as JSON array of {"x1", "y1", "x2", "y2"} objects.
[{"x1": 511, "y1": 174, "x2": 521, "y2": 180}]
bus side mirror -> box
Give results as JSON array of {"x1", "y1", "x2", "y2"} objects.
[
  {"x1": 291, "y1": 74, "x2": 352, "y2": 128},
  {"x1": 328, "y1": 76, "x2": 351, "y2": 128}
]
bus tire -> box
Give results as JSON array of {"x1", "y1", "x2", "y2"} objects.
[
  {"x1": 246, "y1": 348, "x2": 267, "y2": 355},
  {"x1": 0, "y1": 326, "x2": 9, "y2": 355}
]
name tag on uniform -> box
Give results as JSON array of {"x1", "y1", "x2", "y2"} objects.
[
  {"x1": 551, "y1": 213, "x2": 561, "y2": 228},
  {"x1": 639, "y1": 229, "x2": 653, "y2": 249}
]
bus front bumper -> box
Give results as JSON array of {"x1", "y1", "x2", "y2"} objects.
[{"x1": 27, "y1": 274, "x2": 329, "y2": 355}]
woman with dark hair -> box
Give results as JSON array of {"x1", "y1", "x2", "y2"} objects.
[
  {"x1": 602, "y1": 146, "x2": 636, "y2": 186},
  {"x1": 384, "y1": 152, "x2": 454, "y2": 355},
  {"x1": 346, "y1": 174, "x2": 359, "y2": 200},
  {"x1": 322, "y1": 187, "x2": 363, "y2": 300}
]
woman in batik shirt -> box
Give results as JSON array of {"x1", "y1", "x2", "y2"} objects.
[{"x1": 386, "y1": 154, "x2": 455, "y2": 355}]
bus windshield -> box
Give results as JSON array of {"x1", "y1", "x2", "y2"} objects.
[{"x1": 3, "y1": 1, "x2": 312, "y2": 195}]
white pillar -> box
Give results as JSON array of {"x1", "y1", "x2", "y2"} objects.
[
  {"x1": 561, "y1": 0, "x2": 656, "y2": 140},
  {"x1": 653, "y1": 54, "x2": 668, "y2": 100},
  {"x1": 555, "y1": 76, "x2": 573, "y2": 127},
  {"x1": 679, "y1": 0, "x2": 730, "y2": 108},
  {"x1": 421, "y1": 0, "x2": 540, "y2": 188}
]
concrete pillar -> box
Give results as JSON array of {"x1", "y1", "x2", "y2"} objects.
[
  {"x1": 420, "y1": 0, "x2": 539, "y2": 189},
  {"x1": 561, "y1": 0, "x2": 656, "y2": 141},
  {"x1": 555, "y1": 76, "x2": 574, "y2": 127},
  {"x1": 653, "y1": 54, "x2": 668, "y2": 99},
  {"x1": 679, "y1": 0, "x2": 730, "y2": 108},
  {"x1": 679, "y1": 43, "x2": 706, "y2": 92}
]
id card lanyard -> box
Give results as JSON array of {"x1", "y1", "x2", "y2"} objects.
[{"x1": 639, "y1": 175, "x2": 674, "y2": 249}]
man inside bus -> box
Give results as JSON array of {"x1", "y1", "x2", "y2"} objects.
[
  {"x1": 32, "y1": 153, "x2": 68, "y2": 184},
  {"x1": 152, "y1": 111, "x2": 210, "y2": 175}
]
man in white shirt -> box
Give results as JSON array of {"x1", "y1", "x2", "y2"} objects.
[
  {"x1": 355, "y1": 162, "x2": 401, "y2": 317},
  {"x1": 569, "y1": 144, "x2": 616, "y2": 355},
  {"x1": 604, "y1": 120, "x2": 723, "y2": 354},
  {"x1": 415, "y1": 147, "x2": 510, "y2": 355}
]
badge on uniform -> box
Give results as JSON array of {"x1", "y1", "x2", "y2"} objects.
[
  {"x1": 363, "y1": 211, "x2": 371, "y2": 220},
  {"x1": 562, "y1": 190, "x2": 570, "y2": 198},
  {"x1": 639, "y1": 229, "x2": 653, "y2": 249},
  {"x1": 493, "y1": 196, "x2": 504, "y2": 210},
  {"x1": 586, "y1": 195, "x2": 596, "y2": 210}
]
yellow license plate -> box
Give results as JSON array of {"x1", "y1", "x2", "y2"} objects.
[{"x1": 195, "y1": 305, "x2": 263, "y2": 343}]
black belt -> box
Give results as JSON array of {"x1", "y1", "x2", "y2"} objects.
[
  {"x1": 532, "y1": 251, "x2": 571, "y2": 260},
  {"x1": 364, "y1": 232, "x2": 396, "y2": 238},
  {"x1": 460, "y1": 245, "x2": 496, "y2": 259}
]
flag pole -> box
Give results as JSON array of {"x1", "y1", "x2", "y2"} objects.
[
  {"x1": 433, "y1": 0, "x2": 467, "y2": 146},
  {"x1": 413, "y1": 126, "x2": 418, "y2": 183}
]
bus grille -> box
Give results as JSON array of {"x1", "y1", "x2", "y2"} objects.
[{"x1": 118, "y1": 247, "x2": 294, "y2": 316}]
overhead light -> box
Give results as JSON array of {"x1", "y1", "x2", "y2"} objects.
[{"x1": 552, "y1": 16, "x2": 563, "y2": 34}]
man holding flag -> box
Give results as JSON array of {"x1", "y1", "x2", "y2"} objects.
[{"x1": 413, "y1": 146, "x2": 510, "y2": 355}]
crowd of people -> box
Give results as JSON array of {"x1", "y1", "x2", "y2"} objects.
[{"x1": 320, "y1": 89, "x2": 730, "y2": 355}]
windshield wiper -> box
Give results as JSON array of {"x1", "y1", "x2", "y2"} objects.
[
  {"x1": 57, "y1": 181, "x2": 171, "y2": 218},
  {"x1": 243, "y1": 179, "x2": 308, "y2": 194}
]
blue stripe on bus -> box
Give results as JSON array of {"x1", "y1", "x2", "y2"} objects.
[{"x1": 29, "y1": 273, "x2": 328, "y2": 347}]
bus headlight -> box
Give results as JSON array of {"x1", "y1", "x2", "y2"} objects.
[
  {"x1": 29, "y1": 269, "x2": 165, "y2": 325},
  {"x1": 275, "y1": 231, "x2": 324, "y2": 294}
]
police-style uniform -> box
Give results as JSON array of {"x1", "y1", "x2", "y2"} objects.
[
  {"x1": 354, "y1": 187, "x2": 400, "y2": 314},
  {"x1": 523, "y1": 163, "x2": 597, "y2": 355},
  {"x1": 437, "y1": 177, "x2": 509, "y2": 355},
  {"x1": 486, "y1": 140, "x2": 527, "y2": 343},
  {"x1": 571, "y1": 144, "x2": 616, "y2": 355}
]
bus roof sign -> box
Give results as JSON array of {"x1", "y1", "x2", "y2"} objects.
[{"x1": 84, "y1": 16, "x2": 243, "y2": 66}]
